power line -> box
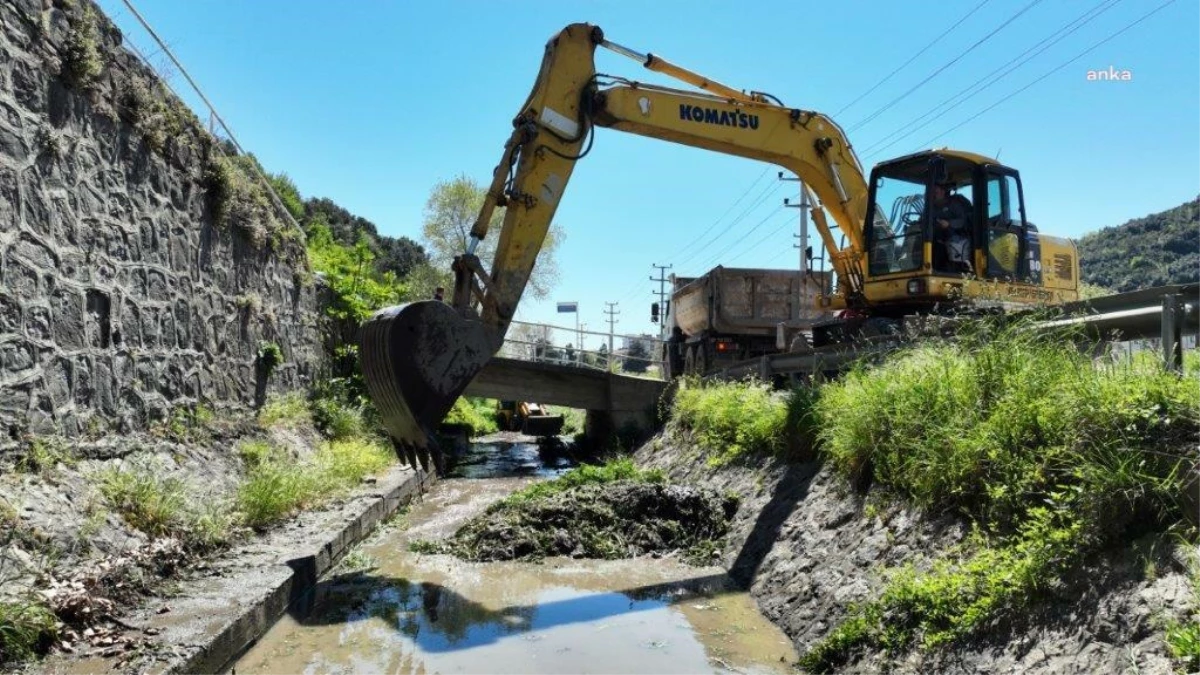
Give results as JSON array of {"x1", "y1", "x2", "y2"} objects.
[
  {"x1": 833, "y1": 0, "x2": 993, "y2": 117},
  {"x1": 671, "y1": 167, "x2": 773, "y2": 260},
  {"x1": 721, "y1": 214, "x2": 794, "y2": 267},
  {"x1": 671, "y1": 181, "x2": 785, "y2": 270},
  {"x1": 847, "y1": 0, "x2": 1045, "y2": 133},
  {"x1": 610, "y1": 167, "x2": 776, "y2": 304},
  {"x1": 912, "y1": 0, "x2": 1177, "y2": 151},
  {"x1": 116, "y1": 0, "x2": 303, "y2": 234},
  {"x1": 692, "y1": 208, "x2": 790, "y2": 272},
  {"x1": 859, "y1": 0, "x2": 1124, "y2": 162}
]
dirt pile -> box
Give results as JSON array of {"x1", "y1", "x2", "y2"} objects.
[{"x1": 426, "y1": 481, "x2": 738, "y2": 562}]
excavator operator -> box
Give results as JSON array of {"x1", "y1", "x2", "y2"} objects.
[{"x1": 929, "y1": 180, "x2": 973, "y2": 273}]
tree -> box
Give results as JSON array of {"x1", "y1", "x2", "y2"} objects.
[
  {"x1": 375, "y1": 236, "x2": 429, "y2": 278},
  {"x1": 421, "y1": 174, "x2": 565, "y2": 300},
  {"x1": 403, "y1": 262, "x2": 453, "y2": 302},
  {"x1": 624, "y1": 339, "x2": 650, "y2": 373}
]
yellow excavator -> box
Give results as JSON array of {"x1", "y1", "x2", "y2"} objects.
[{"x1": 360, "y1": 23, "x2": 1079, "y2": 472}]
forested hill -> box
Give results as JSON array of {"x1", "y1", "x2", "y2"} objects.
[{"x1": 1077, "y1": 197, "x2": 1199, "y2": 292}]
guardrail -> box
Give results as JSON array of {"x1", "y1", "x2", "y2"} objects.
[
  {"x1": 706, "y1": 283, "x2": 1200, "y2": 382},
  {"x1": 1025, "y1": 283, "x2": 1198, "y2": 372},
  {"x1": 499, "y1": 319, "x2": 666, "y2": 376}
]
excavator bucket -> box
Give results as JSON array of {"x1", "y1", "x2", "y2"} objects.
[{"x1": 359, "y1": 301, "x2": 494, "y2": 474}]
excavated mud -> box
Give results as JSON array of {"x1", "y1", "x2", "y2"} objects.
[{"x1": 431, "y1": 481, "x2": 739, "y2": 562}]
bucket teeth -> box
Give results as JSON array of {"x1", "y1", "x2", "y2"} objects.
[{"x1": 391, "y1": 439, "x2": 444, "y2": 476}]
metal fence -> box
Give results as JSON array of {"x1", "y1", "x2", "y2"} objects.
[{"x1": 498, "y1": 320, "x2": 666, "y2": 377}]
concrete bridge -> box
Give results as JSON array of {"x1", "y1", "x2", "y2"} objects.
[{"x1": 463, "y1": 357, "x2": 669, "y2": 441}]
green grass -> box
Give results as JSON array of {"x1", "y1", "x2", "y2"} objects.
[
  {"x1": 236, "y1": 437, "x2": 395, "y2": 529},
  {"x1": 97, "y1": 465, "x2": 235, "y2": 551},
  {"x1": 815, "y1": 326, "x2": 1195, "y2": 529},
  {"x1": 257, "y1": 392, "x2": 312, "y2": 429},
  {"x1": 98, "y1": 467, "x2": 189, "y2": 538},
  {"x1": 311, "y1": 396, "x2": 368, "y2": 441},
  {"x1": 16, "y1": 438, "x2": 75, "y2": 475},
  {"x1": 0, "y1": 600, "x2": 58, "y2": 664},
  {"x1": 1165, "y1": 619, "x2": 1200, "y2": 673},
  {"x1": 670, "y1": 377, "x2": 790, "y2": 466},
  {"x1": 501, "y1": 457, "x2": 665, "y2": 506},
  {"x1": 794, "y1": 320, "x2": 1198, "y2": 669},
  {"x1": 799, "y1": 505, "x2": 1087, "y2": 672},
  {"x1": 548, "y1": 406, "x2": 586, "y2": 436},
  {"x1": 444, "y1": 397, "x2": 500, "y2": 437}
]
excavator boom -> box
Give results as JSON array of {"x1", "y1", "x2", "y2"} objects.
[
  {"x1": 362, "y1": 23, "x2": 875, "y2": 471},
  {"x1": 361, "y1": 23, "x2": 1073, "y2": 472}
]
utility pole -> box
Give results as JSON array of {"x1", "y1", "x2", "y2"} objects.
[
  {"x1": 604, "y1": 302, "x2": 619, "y2": 368},
  {"x1": 650, "y1": 263, "x2": 672, "y2": 319},
  {"x1": 780, "y1": 171, "x2": 811, "y2": 313}
]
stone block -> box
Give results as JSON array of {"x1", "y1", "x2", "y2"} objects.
[
  {"x1": 2, "y1": 340, "x2": 34, "y2": 372},
  {"x1": 50, "y1": 288, "x2": 85, "y2": 349},
  {"x1": 147, "y1": 268, "x2": 169, "y2": 301},
  {"x1": 11, "y1": 233, "x2": 57, "y2": 271},
  {"x1": 0, "y1": 294, "x2": 20, "y2": 334},
  {"x1": 26, "y1": 304, "x2": 51, "y2": 341},
  {"x1": 6, "y1": 257, "x2": 40, "y2": 299},
  {"x1": 46, "y1": 355, "x2": 71, "y2": 407},
  {"x1": 73, "y1": 355, "x2": 92, "y2": 407}
]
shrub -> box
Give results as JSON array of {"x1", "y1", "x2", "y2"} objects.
[
  {"x1": 60, "y1": 7, "x2": 102, "y2": 89},
  {"x1": 444, "y1": 397, "x2": 500, "y2": 437},
  {"x1": 257, "y1": 392, "x2": 309, "y2": 429},
  {"x1": 257, "y1": 341, "x2": 284, "y2": 377},
  {"x1": 0, "y1": 600, "x2": 58, "y2": 663},
  {"x1": 800, "y1": 319, "x2": 1199, "y2": 668},
  {"x1": 311, "y1": 395, "x2": 368, "y2": 441},
  {"x1": 204, "y1": 155, "x2": 281, "y2": 248},
  {"x1": 670, "y1": 377, "x2": 788, "y2": 466}
]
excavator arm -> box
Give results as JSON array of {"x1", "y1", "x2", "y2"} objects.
[{"x1": 361, "y1": 23, "x2": 873, "y2": 472}]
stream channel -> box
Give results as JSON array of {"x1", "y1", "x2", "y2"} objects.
[{"x1": 231, "y1": 437, "x2": 797, "y2": 674}]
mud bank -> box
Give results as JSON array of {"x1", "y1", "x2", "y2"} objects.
[
  {"x1": 634, "y1": 432, "x2": 1197, "y2": 675},
  {"x1": 430, "y1": 480, "x2": 737, "y2": 562}
]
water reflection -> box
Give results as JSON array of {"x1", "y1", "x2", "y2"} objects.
[
  {"x1": 446, "y1": 439, "x2": 576, "y2": 480},
  {"x1": 294, "y1": 571, "x2": 736, "y2": 655}
]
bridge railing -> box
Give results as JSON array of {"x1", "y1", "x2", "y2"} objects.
[{"x1": 499, "y1": 319, "x2": 667, "y2": 379}]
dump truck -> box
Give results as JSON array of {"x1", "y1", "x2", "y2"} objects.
[{"x1": 662, "y1": 266, "x2": 832, "y2": 378}]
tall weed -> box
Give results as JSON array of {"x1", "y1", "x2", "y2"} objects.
[{"x1": 671, "y1": 377, "x2": 789, "y2": 466}]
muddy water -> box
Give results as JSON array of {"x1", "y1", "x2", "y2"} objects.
[{"x1": 233, "y1": 441, "x2": 797, "y2": 674}]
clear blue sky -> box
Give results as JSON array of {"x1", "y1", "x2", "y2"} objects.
[{"x1": 100, "y1": 0, "x2": 1199, "y2": 347}]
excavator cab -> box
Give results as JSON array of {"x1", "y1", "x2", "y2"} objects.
[{"x1": 861, "y1": 149, "x2": 1067, "y2": 312}]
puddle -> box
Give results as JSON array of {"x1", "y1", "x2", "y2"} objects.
[{"x1": 232, "y1": 443, "x2": 797, "y2": 674}]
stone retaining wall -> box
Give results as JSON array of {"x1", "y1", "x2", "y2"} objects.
[{"x1": 0, "y1": 0, "x2": 323, "y2": 445}]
